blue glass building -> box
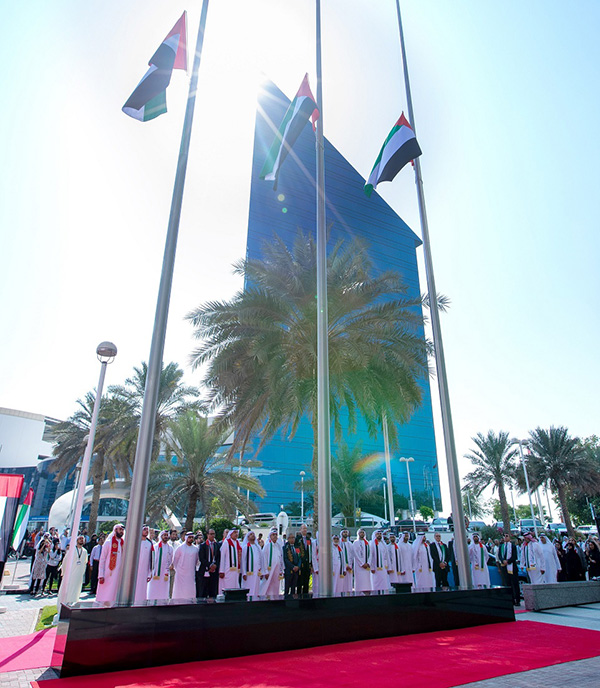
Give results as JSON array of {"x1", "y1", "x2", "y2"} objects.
[{"x1": 244, "y1": 81, "x2": 440, "y2": 515}]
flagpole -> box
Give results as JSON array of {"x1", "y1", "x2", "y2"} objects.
[
  {"x1": 117, "y1": 1, "x2": 210, "y2": 605},
  {"x1": 394, "y1": 0, "x2": 472, "y2": 587},
  {"x1": 315, "y1": 0, "x2": 333, "y2": 596}
]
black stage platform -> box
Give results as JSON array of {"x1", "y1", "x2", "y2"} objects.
[{"x1": 54, "y1": 586, "x2": 514, "y2": 677}]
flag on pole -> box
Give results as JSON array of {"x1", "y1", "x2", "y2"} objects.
[
  {"x1": 260, "y1": 74, "x2": 319, "y2": 188},
  {"x1": 364, "y1": 113, "x2": 422, "y2": 197},
  {"x1": 11, "y1": 488, "x2": 33, "y2": 551},
  {"x1": 123, "y1": 12, "x2": 188, "y2": 122},
  {"x1": 0, "y1": 474, "x2": 24, "y2": 568}
]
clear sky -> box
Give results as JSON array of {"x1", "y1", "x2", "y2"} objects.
[{"x1": 2, "y1": 1, "x2": 599, "y2": 514}]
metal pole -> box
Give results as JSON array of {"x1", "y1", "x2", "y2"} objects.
[
  {"x1": 382, "y1": 478, "x2": 388, "y2": 522},
  {"x1": 382, "y1": 415, "x2": 396, "y2": 526},
  {"x1": 510, "y1": 489, "x2": 518, "y2": 526},
  {"x1": 300, "y1": 472, "x2": 305, "y2": 522},
  {"x1": 59, "y1": 352, "x2": 112, "y2": 608},
  {"x1": 467, "y1": 491, "x2": 472, "y2": 520},
  {"x1": 401, "y1": 458, "x2": 416, "y2": 534},
  {"x1": 545, "y1": 482, "x2": 553, "y2": 522},
  {"x1": 394, "y1": 0, "x2": 471, "y2": 586},
  {"x1": 117, "y1": 3, "x2": 210, "y2": 604},
  {"x1": 515, "y1": 441, "x2": 538, "y2": 537},
  {"x1": 315, "y1": 0, "x2": 332, "y2": 596},
  {"x1": 535, "y1": 488, "x2": 545, "y2": 525}
]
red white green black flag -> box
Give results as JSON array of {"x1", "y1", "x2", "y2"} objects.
[
  {"x1": 123, "y1": 12, "x2": 187, "y2": 122},
  {"x1": 364, "y1": 112, "x2": 422, "y2": 197}
]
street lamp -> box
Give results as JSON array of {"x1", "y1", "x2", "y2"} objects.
[
  {"x1": 299, "y1": 471, "x2": 306, "y2": 522},
  {"x1": 511, "y1": 438, "x2": 538, "y2": 537},
  {"x1": 59, "y1": 341, "x2": 117, "y2": 609},
  {"x1": 399, "y1": 457, "x2": 416, "y2": 533},
  {"x1": 381, "y1": 477, "x2": 388, "y2": 523}
]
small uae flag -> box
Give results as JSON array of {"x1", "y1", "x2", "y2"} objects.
[
  {"x1": 260, "y1": 74, "x2": 319, "y2": 189},
  {"x1": 123, "y1": 12, "x2": 187, "y2": 122},
  {"x1": 11, "y1": 488, "x2": 33, "y2": 551},
  {"x1": 364, "y1": 113, "x2": 422, "y2": 197}
]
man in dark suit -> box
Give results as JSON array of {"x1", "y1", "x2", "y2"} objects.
[
  {"x1": 294, "y1": 523, "x2": 312, "y2": 594},
  {"x1": 430, "y1": 532, "x2": 451, "y2": 588},
  {"x1": 283, "y1": 532, "x2": 301, "y2": 596},
  {"x1": 497, "y1": 533, "x2": 520, "y2": 605},
  {"x1": 198, "y1": 528, "x2": 220, "y2": 598}
]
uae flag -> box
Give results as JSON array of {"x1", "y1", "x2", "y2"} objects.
[
  {"x1": 260, "y1": 74, "x2": 319, "y2": 188},
  {"x1": 11, "y1": 488, "x2": 34, "y2": 551},
  {"x1": 0, "y1": 474, "x2": 24, "y2": 574},
  {"x1": 364, "y1": 113, "x2": 422, "y2": 197},
  {"x1": 123, "y1": 12, "x2": 187, "y2": 122}
]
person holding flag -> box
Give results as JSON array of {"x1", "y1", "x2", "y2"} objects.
[{"x1": 147, "y1": 530, "x2": 174, "y2": 601}]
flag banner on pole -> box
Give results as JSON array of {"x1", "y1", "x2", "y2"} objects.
[
  {"x1": 11, "y1": 487, "x2": 33, "y2": 551},
  {"x1": 260, "y1": 73, "x2": 319, "y2": 189},
  {"x1": 364, "y1": 112, "x2": 422, "y2": 197},
  {"x1": 0, "y1": 474, "x2": 24, "y2": 565},
  {"x1": 123, "y1": 12, "x2": 187, "y2": 122}
]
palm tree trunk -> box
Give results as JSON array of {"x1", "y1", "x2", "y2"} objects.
[
  {"x1": 556, "y1": 482, "x2": 576, "y2": 537},
  {"x1": 497, "y1": 481, "x2": 512, "y2": 534},
  {"x1": 185, "y1": 488, "x2": 199, "y2": 532},
  {"x1": 88, "y1": 454, "x2": 105, "y2": 535}
]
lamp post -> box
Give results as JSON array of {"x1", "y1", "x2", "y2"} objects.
[
  {"x1": 399, "y1": 457, "x2": 416, "y2": 533},
  {"x1": 381, "y1": 477, "x2": 388, "y2": 523},
  {"x1": 299, "y1": 471, "x2": 306, "y2": 523},
  {"x1": 58, "y1": 341, "x2": 117, "y2": 609},
  {"x1": 511, "y1": 438, "x2": 538, "y2": 537}
]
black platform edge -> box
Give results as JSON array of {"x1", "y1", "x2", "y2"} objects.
[{"x1": 55, "y1": 586, "x2": 514, "y2": 678}]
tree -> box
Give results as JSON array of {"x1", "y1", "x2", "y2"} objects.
[
  {"x1": 464, "y1": 430, "x2": 516, "y2": 533},
  {"x1": 526, "y1": 426, "x2": 600, "y2": 537},
  {"x1": 419, "y1": 505, "x2": 434, "y2": 521},
  {"x1": 462, "y1": 486, "x2": 489, "y2": 520},
  {"x1": 187, "y1": 232, "x2": 432, "y2": 522},
  {"x1": 146, "y1": 411, "x2": 265, "y2": 532}
]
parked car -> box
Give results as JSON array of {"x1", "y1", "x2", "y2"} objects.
[
  {"x1": 332, "y1": 512, "x2": 389, "y2": 529},
  {"x1": 248, "y1": 512, "x2": 277, "y2": 526},
  {"x1": 397, "y1": 519, "x2": 429, "y2": 533},
  {"x1": 548, "y1": 522, "x2": 568, "y2": 535},
  {"x1": 578, "y1": 525, "x2": 599, "y2": 536},
  {"x1": 518, "y1": 518, "x2": 545, "y2": 534},
  {"x1": 468, "y1": 520, "x2": 487, "y2": 532},
  {"x1": 430, "y1": 518, "x2": 449, "y2": 532}
]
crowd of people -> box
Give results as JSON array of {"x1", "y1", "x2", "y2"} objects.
[{"x1": 24, "y1": 522, "x2": 600, "y2": 607}]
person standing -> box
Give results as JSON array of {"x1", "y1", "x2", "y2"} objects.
[
  {"x1": 369, "y1": 530, "x2": 389, "y2": 593},
  {"x1": 539, "y1": 534, "x2": 561, "y2": 583},
  {"x1": 311, "y1": 533, "x2": 320, "y2": 595},
  {"x1": 586, "y1": 540, "x2": 600, "y2": 579},
  {"x1": 398, "y1": 532, "x2": 414, "y2": 587},
  {"x1": 412, "y1": 534, "x2": 435, "y2": 589},
  {"x1": 430, "y1": 533, "x2": 450, "y2": 588},
  {"x1": 30, "y1": 540, "x2": 50, "y2": 595},
  {"x1": 135, "y1": 526, "x2": 154, "y2": 603},
  {"x1": 261, "y1": 529, "x2": 284, "y2": 596},
  {"x1": 386, "y1": 533, "x2": 401, "y2": 586},
  {"x1": 61, "y1": 535, "x2": 88, "y2": 604},
  {"x1": 172, "y1": 532, "x2": 199, "y2": 599},
  {"x1": 294, "y1": 524, "x2": 312, "y2": 594},
  {"x1": 555, "y1": 541, "x2": 567, "y2": 581},
  {"x1": 331, "y1": 534, "x2": 346, "y2": 596},
  {"x1": 241, "y1": 531, "x2": 262, "y2": 598},
  {"x1": 352, "y1": 528, "x2": 371, "y2": 593},
  {"x1": 169, "y1": 529, "x2": 181, "y2": 597},
  {"x1": 219, "y1": 527, "x2": 242, "y2": 591},
  {"x1": 96, "y1": 524, "x2": 125, "y2": 604},
  {"x1": 147, "y1": 530, "x2": 174, "y2": 601},
  {"x1": 44, "y1": 540, "x2": 62, "y2": 595},
  {"x1": 340, "y1": 529, "x2": 354, "y2": 593},
  {"x1": 497, "y1": 533, "x2": 520, "y2": 605},
  {"x1": 198, "y1": 528, "x2": 220, "y2": 598},
  {"x1": 59, "y1": 528, "x2": 70, "y2": 555},
  {"x1": 89, "y1": 534, "x2": 105, "y2": 595},
  {"x1": 283, "y1": 532, "x2": 300, "y2": 596},
  {"x1": 469, "y1": 533, "x2": 491, "y2": 587},
  {"x1": 521, "y1": 532, "x2": 545, "y2": 584}
]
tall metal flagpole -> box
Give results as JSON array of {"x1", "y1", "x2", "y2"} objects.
[
  {"x1": 315, "y1": 0, "x2": 333, "y2": 596},
  {"x1": 394, "y1": 0, "x2": 472, "y2": 587},
  {"x1": 117, "y1": 1, "x2": 210, "y2": 604},
  {"x1": 382, "y1": 415, "x2": 396, "y2": 525}
]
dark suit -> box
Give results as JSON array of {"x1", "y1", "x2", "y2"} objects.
[
  {"x1": 430, "y1": 540, "x2": 450, "y2": 587},
  {"x1": 283, "y1": 542, "x2": 301, "y2": 596},
  {"x1": 295, "y1": 535, "x2": 312, "y2": 594},
  {"x1": 198, "y1": 539, "x2": 221, "y2": 598},
  {"x1": 497, "y1": 541, "x2": 520, "y2": 604}
]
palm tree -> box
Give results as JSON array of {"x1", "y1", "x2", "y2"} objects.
[
  {"x1": 187, "y1": 232, "x2": 431, "y2": 518},
  {"x1": 109, "y1": 361, "x2": 200, "y2": 465},
  {"x1": 464, "y1": 430, "x2": 516, "y2": 533},
  {"x1": 146, "y1": 411, "x2": 265, "y2": 531},
  {"x1": 51, "y1": 393, "x2": 132, "y2": 534},
  {"x1": 526, "y1": 426, "x2": 599, "y2": 537}
]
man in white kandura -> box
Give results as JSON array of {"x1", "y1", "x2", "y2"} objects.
[
  {"x1": 60, "y1": 534, "x2": 88, "y2": 605},
  {"x1": 398, "y1": 532, "x2": 414, "y2": 587},
  {"x1": 241, "y1": 531, "x2": 262, "y2": 598},
  {"x1": 135, "y1": 525, "x2": 154, "y2": 603},
  {"x1": 369, "y1": 530, "x2": 390, "y2": 592},
  {"x1": 331, "y1": 534, "x2": 346, "y2": 596},
  {"x1": 521, "y1": 532, "x2": 545, "y2": 584},
  {"x1": 96, "y1": 523, "x2": 125, "y2": 604},
  {"x1": 172, "y1": 531, "x2": 198, "y2": 599},
  {"x1": 352, "y1": 528, "x2": 372, "y2": 593},
  {"x1": 539, "y1": 534, "x2": 561, "y2": 583},
  {"x1": 261, "y1": 528, "x2": 284, "y2": 596},
  {"x1": 340, "y1": 529, "x2": 354, "y2": 593},
  {"x1": 413, "y1": 534, "x2": 435, "y2": 589},
  {"x1": 387, "y1": 533, "x2": 402, "y2": 586},
  {"x1": 468, "y1": 533, "x2": 490, "y2": 587},
  {"x1": 219, "y1": 526, "x2": 242, "y2": 591},
  {"x1": 311, "y1": 533, "x2": 320, "y2": 595},
  {"x1": 147, "y1": 530, "x2": 173, "y2": 601}
]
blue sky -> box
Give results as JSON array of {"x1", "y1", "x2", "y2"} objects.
[{"x1": 1, "y1": 1, "x2": 598, "y2": 512}]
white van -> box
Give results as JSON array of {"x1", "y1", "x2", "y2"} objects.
[{"x1": 249, "y1": 513, "x2": 277, "y2": 526}]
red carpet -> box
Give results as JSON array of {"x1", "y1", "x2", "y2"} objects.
[
  {"x1": 0, "y1": 626, "x2": 55, "y2": 672},
  {"x1": 33, "y1": 621, "x2": 600, "y2": 688}
]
